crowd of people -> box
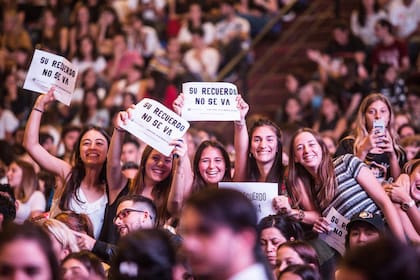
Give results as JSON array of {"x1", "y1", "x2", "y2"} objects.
[{"x1": 0, "y1": 0, "x2": 420, "y2": 280}]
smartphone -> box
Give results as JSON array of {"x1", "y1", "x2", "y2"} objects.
[{"x1": 373, "y1": 119, "x2": 385, "y2": 134}]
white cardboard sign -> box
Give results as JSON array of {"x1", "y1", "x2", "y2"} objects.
[
  {"x1": 120, "y1": 98, "x2": 190, "y2": 156},
  {"x1": 218, "y1": 182, "x2": 278, "y2": 221},
  {"x1": 23, "y1": 49, "x2": 78, "y2": 106},
  {"x1": 319, "y1": 207, "x2": 349, "y2": 255},
  {"x1": 181, "y1": 82, "x2": 240, "y2": 121}
]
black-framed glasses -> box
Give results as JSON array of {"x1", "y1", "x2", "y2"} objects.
[{"x1": 113, "y1": 208, "x2": 152, "y2": 223}]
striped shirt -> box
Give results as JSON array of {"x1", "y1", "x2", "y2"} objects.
[{"x1": 322, "y1": 154, "x2": 380, "y2": 219}]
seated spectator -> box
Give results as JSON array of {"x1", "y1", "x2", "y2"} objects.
[
  {"x1": 350, "y1": 0, "x2": 387, "y2": 48},
  {"x1": 372, "y1": 63, "x2": 407, "y2": 112},
  {"x1": 0, "y1": 99, "x2": 19, "y2": 144},
  {"x1": 313, "y1": 96, "x2": 347, "y2": 141},
  {"x1": 336, "y1": 237, "x2": 420, "y2": 280},
  {"x1": 72, "y1": 89, "x2": 110, "y2": 128},
  {"x1": 0, "y1": 187, "x2": 16, "y2": 231},
  {"x1": 96, "y1": 6, "x2": 123, "y2": 57},
  {"x1": 32, "y1": 217, "x2": 80, "y2": 262},
  {"x1": 345, "y1": 211, "x2": 385, "y2": 251},
  {"x1": 68, "y1": 3, "x2": 98, "y2": 59},
  {"x1": 388, "y1": 0, "x2": 420, "y2": 66},
  {"x1": 177, "y1": 2, "x2": 216, "y2": 48},
  {"x1": 109, "y1": 229, "x2": 176, "y2": 280},
  {"x1": 33, "y1": 7, "x2": 69, "y2": 56},
  {"x1": 0, "y1": 223, "x2": 60, "y2": 279},
  {"x1": 398, "y1": 123, "x2": 417, "y2": 139},
  {"x1": 62, "y1": 251, "x2": 106, "y2": 280},
  {"x1": 238, "y1": 0, "x2": 280, "y2": 38},
  {"x1": 104, "y1": 33, "x2": 144, "y2": 82},
  {"x1": 71, "y1": 35, "x2": 107, "y2": 75},
  {"x1": 215, "y1": 0, "x2": 251, "y2": 82},
  {"x1": 258, "y1": 214, "x2": 304, "y2": 275},
  {"x1": 278, "y1": 264, "x2": 321, "y2": 280},
  {"x1": 275, "y1": 240, "x2": 320, "y2": 278},
  {"x1": 125, "y1": 12, "x2": 162, "y2": 64},
  {"x1": 372, "y1": 19, "x2": 410, "y2": 72},
  {"x1": 325, "y1": 21, "x2": 367, "y2": 63},
  {"x1": 183, "y1": 27, "x2": 221, "y2": 81},
  {"x1": 6, "y1": 160, "x2": 46, "y2": 224},
  {"x1": 57, "y1": 125, "x2": 82, "y2": 165},
  {"x1": 400, "y1": 135, "x2": 420, "y2": 160}
]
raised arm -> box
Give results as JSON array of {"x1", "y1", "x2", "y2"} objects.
[
  {"x1": 23, "y1": 88, "x2": 71, "y2": 180},
  {"x1": 356, "y1": 166, "x2": 406, "y2": 242},
  {"x1": 167, "y1": 137, "x2": 193, "y2": 217},
  {"x1": 107, "y1": 108, "x2": 133, "y2": 203},
  {"x1": 233, "y1": 95, "x2": 249, "y2": 182},
  {"x1": 167, "y1": 94, "x2": 194, "y2": 216}
]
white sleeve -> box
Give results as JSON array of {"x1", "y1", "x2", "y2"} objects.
[{"x1": 29, "y1": 191, "x2": 46, "y2": 212}]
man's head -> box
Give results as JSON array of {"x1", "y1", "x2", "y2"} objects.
[
  {"x1": 179, "y1": 188, "x2": 260, "y2": 279},
  {"x1": 0, "y1": 194, "x2": 16, "y2": 231},
  {"x1": 114, "y1": 195, "x2": 157, "y2": 236},
  {"x1": 345, "y1": 211, "x2": 384, "y2": 250},
  {"x1": 121, "y1": 139, "x2": 141, "y2": 165}
]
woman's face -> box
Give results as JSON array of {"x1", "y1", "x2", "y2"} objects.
[
  {"x1": 84, "y1": 92, "x2": 98, "y2": 109},
  {"x1": 260, "y1": 227, "x2": 287, "y2": 266},
  {"x1": 321, "y1": 98, "x2": 337, "y2": 117},
  {"x1": 0, "y1": 239, "x2": 52, "y2": 280},
  {"x1": 77, "y1": 7, "x2": 89, "y2": 24},
  {"x1": 79, "y1": 130, "x2": 108, "y2": 167},
  {"x1": 410, "y1": 165, "x2": 420, "y2": 201},
  {"x1": 250, "y1": 125, "x2": 278, "y2": 165},
  {"x1": 364, "y1": 100, "x2": 390, "y2": 131},
  {"x1": 276, "y1": 246, "x2": 305, "y2": 274},
  {"x1": 285, "y1": 99, "x2": 301, "y2": 118},
  {"x1": 6, "y1": 162, "x2": 22, "y2": 188},
  {"x1": 198, "y1": 146, "x2": 226, "y2": 184},
  {"x1": 62, "y1": 258, "x2": 90, "y2": 280},
  {"x1": 293, "y1": 132, "x2": 323, "y2": 174},
  {"x1": 145, "y1": 150, "x2": 172, "y2": 184},
  {"x1": 80, "y1": 38, "x2": 93, "y2": 56},
  {"x1": 322, "y1": 136, "x2": 336, "y2": 156}
]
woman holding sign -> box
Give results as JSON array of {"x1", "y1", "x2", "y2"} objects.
[
  {"x1": 110, "y1": 106, "x2": 193, "y2": 226},
  {"x1": 233, "y1": 96, "x2": 284, "y2": 186},
  {"x1": 23, "y1": 88, "x2": 109, "y2": 239},
  {"x1": 278, "y1": 128, "x2": 405, "y2": 240}
]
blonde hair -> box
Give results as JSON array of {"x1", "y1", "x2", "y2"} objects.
[{"x1": 35, "y1": 218, "x2": 80, "y2": 254}]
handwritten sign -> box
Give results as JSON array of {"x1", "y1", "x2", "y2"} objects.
[
  {"x1": 23, "y1": 49, "x2": 78, "y2": 106},
  {"x1": 218, "y1": 182, "x2": 277, "y2": 221},
  {"x1": 181, "y1": 82, "x2": 240, "y2": 121},
  {"x1": 120, "y1": 98, "x2": 190, "y2": 156},
  {"x1": 319, "y1": 208, "x2": 349, "y2": 255}
]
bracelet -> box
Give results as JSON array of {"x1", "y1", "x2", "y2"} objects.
[
  {"x1": 33, "y1": 108, "x2": 44, "y2": 113},
  {"x1": 114, "y1": 127, "x2": 125, "y2": 132},
  {"x1": 234, "y1": 120, "x2": 245, "y2": 127}
]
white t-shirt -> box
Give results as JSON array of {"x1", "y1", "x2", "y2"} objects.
[
  {"x1": 389, "y1": 0, "x2": 420, "y2": 38},
  {"x1": 178, "y1": 22, "x2": 216, "y2": 46},
  {"x1": 68, "y1": 187, "x2": 108, "y2": 239},
  {"x1": 350, "y1": 10, "x2": 387, "y2": 46},
  {"x1": 0, "y1": 109, "x2": 19, "y2": 140},
  {"x1": 15, "y1": 191, "x2": 46, "y2": 224},
  {"x1": 183, "y1": 47, "x2": 221, "y2": 80}
]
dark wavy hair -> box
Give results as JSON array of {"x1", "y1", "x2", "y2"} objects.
[
  {"x1": 130, "y1": 146, "x2": 173, "y2": 226},
  {"x1": 62, "y1": 251, "x2": 106, "y2": 279},
  {"x1": 109, "y1": 229, "x2": 176, "y2": 280},
  {"x1": 59, "y1": 125, "x2": 110, "y2": 210},
  {"x1": 257, "y1": 214, "x2": 304, "y2": 242},
  {"x1": 192, "y1": 140, "x2": 232, "y2": 191},
  {"x1": 247, "y1": 118, "x2": 284, "y2": 184},
  {"x1": 277, "y1": 240, "x2": 320, "y2": 273}
]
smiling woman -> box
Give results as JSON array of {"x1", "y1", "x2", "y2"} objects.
[{"x1": 23, "y1": 88, "x2": 110, "y2": 239}]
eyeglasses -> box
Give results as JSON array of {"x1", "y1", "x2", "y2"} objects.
[{"x1": 113, "y1": 208, "x2": 152, "y2": 223}]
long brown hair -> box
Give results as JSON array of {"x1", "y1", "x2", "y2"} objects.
[
  {"x1": 130, "y1": 146, "x2": 173, "y2": 226},
  {"x1": 12, "y1": 160, "x2": 39, "y2": 203},
  {"x1": 287, "y1": 128, "x2": 336, "y2": 210},
  {"x1": 354, "y1": 93, "x2": 404, "y2": 160}
]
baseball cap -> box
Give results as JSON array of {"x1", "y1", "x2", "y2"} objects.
[{"x1": 347, "y1": 211, "x2": 385, "y2": 232}]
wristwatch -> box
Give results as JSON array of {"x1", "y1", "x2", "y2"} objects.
[{"x1": 401, "y1": 200, "x2": 416, "y2": 212}]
